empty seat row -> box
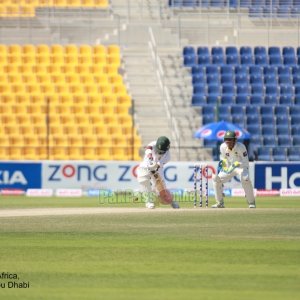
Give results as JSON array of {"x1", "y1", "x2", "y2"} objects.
[{"x1": 257, "y1": 147, "x2": 300, "y2": 161}]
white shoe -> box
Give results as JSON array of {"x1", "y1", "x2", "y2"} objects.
[
  {"x1": 146, "y1": 202, "x2": 155, "y2": 209},
  {"x1": 211, "y1": 203, "x2": 225, "y2": 208},
  {"x1": 249, "y1": 204, "x2": 256, "y2": 208}
]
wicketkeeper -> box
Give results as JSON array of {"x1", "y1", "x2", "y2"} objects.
[
  {"x1": 136, "y1": 136, "x2": 180, "y2": 209},
  {"x1": 212, "y1": 130, "x2": 256, "y2": 208}
]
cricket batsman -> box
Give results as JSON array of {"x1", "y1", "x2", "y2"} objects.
[
  {"x1": 136, "y1": 136, "x2": 180, "y2": 209},
  {"x1": 212, "y1": 130, "x2": 256, "y2": 208}
]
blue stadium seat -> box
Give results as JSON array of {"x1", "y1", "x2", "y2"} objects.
[
  {"x1": 250, "y1": 75, "x2": 264, "y2": 85},
  {"x1": 254, "y1": 46, "x2": 267, "y2": 56},
  {"x1": 260, "y1": 105, "x2": 274, "y2": 116},
  {"x1": 192, "y1": 94, "x2": 206, "y2": 106},
  {"x1": 269, "y1": 56, "x2": 283, "y2": 65},
  {"x1": 278, "y1": 66, "x2": 291, "y2": 76},
  {"x1": 279, "y1": 95, "x2": 293, "y2": 105},
  {"x1": 218, "y1": 105, "x2": 231, "y2": 118},
  {"x1": 198, "y1": 55, "x2": 210, "y2": 66},
  {"x1": 241, "y1": 55, "x2": 254, "y2": 65},
  {"x1": 184, "y1": 55, "x2": 196, "y2": 66},
  {"x1": 207, "y1": 74, "x2": 220, "y2": 85},
  {"x1": 183, "y1": 46, "x2": 195, "y2": 56},
  {"x1": 277, "y1": 136, "x2": 291, "y2": 147},
  {"x1": 252, "y1": 0, "x2": 265, "y2": 7},
  {"x1": 247, "y1": 123, "x2": 261, "y2": 135},
  {"x1": 212, "y1": 55, "x2": 225, "y2": 65},
  {"x1": 292, "y1": 126, "x2": 300, "y2": 136},
  {"x1": 206, "y1": 65, "x2": 219, "y2": 75},
  {"x1": 197, "y1": 47, "x2": 209, "y2": 56},
  {"x1": 249, "y1": 6, "x2": 263, "y2": 17},
  {"x1": 275, "y1": 106, "x2": 289, "y2": 117},
  {"x1": 255, "y1": 55, "x2": 268, "y2": 65},
  {"x1": 246, "y1": 106, "x2": 259, "y2": 116},
  {"x1": 192, "y1": 65, "x2": 205, "y2": 76},
  {"x1": 232, "y1": 115, "x2": 245, "y2": 127},
  {"x1": 202, "y1": 114, "x2": 215, "y2": 124},
  {"x1": 249, "y1": 65, "x2": 263, "y2": 76},
  {"x1": 192, "y1": 74, "x2": 205, "y2": 85},
  {"x1": 261, "y1": 115, "x2": 275, "y2": 126},
  {"x1": 293, "y1": 75, "x2": 300, "y2": 85},
  {"x1": 290, "y1": 106, "x2": 300, "y2": 116},
  {"x1": 236, "y1": 84, "x2": 250, "y2": 97},
  {"x1": 269, "y1": 46, "x2": 281, "y2": 57},
  {"x1": 231, "y1": 105, "x2": 244, "y2": 116},
  {"x1": 284, "y1": 56, "x2": 297, "y2": 66},
  {"x1": 169, "y1": 0, "x2": 183, "y2": 7},
  {"x1": 277, "y1": 126, "x2": 290, "y2": 136},
  {"x1": 240, "y1": 0, "x2": 252, "y2": 8},
  {"x1": 287, "y1": 148, "x2": 300, "y2": 161},
  {"x1": 292, "y1": 65, "x2": 300, "y2": 75},
  {"x1": 264, "y1": 66, "x2": 277, "y2": 76},
  {"x1": 221, "y1": 65, "x2": 234, "y2": 75},
  {"x1": 240, "y1": 46, "x2": 252, "y2": 56},
  {"x1": 278, "y1": 75, "x2": 292, "y2": 85},
  {"x1": 257, "y1": 148, "x2": 272, "y2": 161},
  {"x1": 276, "y1": 116, "x2": 289, "y2": 127},
  {"x1": 263, "y1": 6, "x2": 278, "y2": 18},
  {"x1": 212, "y1": 47, "x2": 224, "y2": 56},
  {"x1": 226, "y1": 46, "x2": 238, "y2": 57},
  {"x1": 202, "y1": 105, "x2": 215, "y2": 115},
  {"x1": 249, "y1": 134, "x2": 262, "y2": 149},
  {"x1": 293, "y1": 136, "x2": 300, "y2": 146},
  {"x1": 250, "y1": 95, "x2": 263, "y2": 105},
  {"x1": 265, "y1": 94, "x2": 278, "y2": 105},
  {"x1": 247, "y1": 117, "x2": 260, "y2": 129},
  {"x1": 226, "y1": 55, "x2": 239, "y2": 65},
  {"x1": 264, "y1": 74, "x2": 277, "y2": 85},
  {"x1": 272, "y1": 148, "x2": 287, "y2": 161},
  {"x1": 235, "y1": 65, "x2": 248, "y2": 75},
  {"x1": 193, "y1": 84, "x2": 206, "y2": 95},
  {"x1": 266, "y1": 85, "x2": 279, "y2": 97},
  {"x1": 222, "y1": 85, "x2": 235, "y2": 96},
  {"x1": 221, "y1": 74, "x2": 234, "y2": 86},
  {"x1": 182, "y1": 0, "x2": 197, "y2": 7},
  {"x1": 263, "y1": 135, "x2": 277, "y2": 146},
  {"x1": 251, "y1": 84, "x2": 264, "y2": 96},
  {"x1": 235, "y1": 74, "x2": 249, "y2": 85},
  {"x1": 235, "y1": 94, "x2": 249, "y2": 105},
  {"x1": 207, "y1": 85, "x2": 221, "y2": 104},
  {"x1": 220, "y1": 95, "x2": 235, "y2": 105}
]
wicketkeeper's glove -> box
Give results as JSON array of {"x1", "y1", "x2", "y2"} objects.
[{"x1": 224, "y1": 161, "x2": 241, "y2": 174}]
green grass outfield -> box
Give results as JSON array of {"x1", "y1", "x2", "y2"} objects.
[{"x1": 0, "y1": 196, "x2": 299, "y2": 300}]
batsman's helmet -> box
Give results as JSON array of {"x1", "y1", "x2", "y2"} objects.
[
  {"x1": 224, "y1": 130, "x2": 237, "y2": 141},
  {"x1": 155, "y1": 136, "x2": 170, "y2": 154}
]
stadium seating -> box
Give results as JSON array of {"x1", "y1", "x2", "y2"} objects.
[
  {"x1": 0, "y1": 0, "x2": 109, "y2": 18},
  {"x1": 0, "y1": 44, "x2": 141, "y2": 161},
  {"x1": 169, "y1": 0, "x2": 300, "y2": 18},
  {"x1": 185, "y1": 45, "x2": 300, "y2": 161}
]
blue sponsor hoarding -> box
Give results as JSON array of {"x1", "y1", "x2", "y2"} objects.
[
  {"x1": 0, "y1": 162, "x2": 42, "y2": 190},
  {"x1": 255, "y1": 163, "x2": 300, "y2": 189}
]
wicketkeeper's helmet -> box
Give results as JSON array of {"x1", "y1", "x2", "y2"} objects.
[{"x1": 155, "y1": 136, "x2": 170, "y2": 154}]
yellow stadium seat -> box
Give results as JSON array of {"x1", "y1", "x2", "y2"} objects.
[
  {"x1": 107, "y1": 45, "x2": 120, "y2": 56},
  {"x1": 0, "y1": 84, "x2": 10, "y2": 93},
  {"x1": 82, "y1": 136, "x2": 98, "y2": 147},
  {"x1": 84, "y1": 84, "x2": 98, "y2": 94},
  {"x1": 81, "y1": 147, "x2": 98, "y2": 160},
  {"x1": 49, "y1": 147, "x2": 68, "y2": 160},
  {"x1": 65, "y1": 74, "x2": 80, "y2": 84},
  {"x1": 74, "y1": 115, "x2": 90, "y2": 125},
  {"x1": 53, "y1": 0, "x2": 67, "y2": 7},
  {"x1": 97, "y1": 136, "x2": 112, "y2": 146},
  {"x1": 95, "y1": 147, "x2": 111, "y2": 160},
  {"x1": 0, "y1": 148, "x2": 9, "y2": 159},
  {"x1": 36, "y1": 55, "x2": 51, "y2": 65},
  {"x1": 93, "y1": 45, "x2": 106, "y2": 56},
  {"x1": 73, "y1": 93, "x2": 87, "y2": 105},
  {"x1": 35, "y1": 147, "x2": 48, "y2": 160},
  {"x1": 104, "y1": 65, "x2": 119, "y2": 74},
  {"x1": 22, "y1": 44, "x2": 35, "y2": 56},
  {"x1": 9, "y1": 137, "x2": 24, "y2": 147},
  {"x1": 0, "y1": 44, "x2": 7, "y2": 55},
  {"x1": 4, "y1": 65, "x2": 18, "y2": 73},
  {"x1": 21, "y1": 147, "x2": 37, "y2": 160},
  {"x1": 63, "y1": 125, "x2": 78, "y2": 135},
  {"x1": 0, "y1": 136, "x2": 10, "y2": 146},
  {"x1": 51, "y1": 74, "x2": 65, "y2": 83},
  {"x1": 50, "y1": 136, "x2": 68, "y2": 147},
  {"x1": 7, "y1": 73, "x2": 22, "y2": 83},
  {"x1": 93, "y1": 125, "x2": 106, "y2": 135},
  {"x1": 8, "y1": 147, "x2": 23, "y2": 160},
  {"x1": 49, "y1": 125, "x2": 63, "y2": 135},
  {"x1": 37, "y1": 74, "x2": 51, "y2": 84},
  {"x1": 19, "y1": 125, "x2": 35, "y2": 136},
  {"x1": 60, "y1": 115, "x2": 74, "y2": 125},
  {"x1": 8, "y1": 44, "x2": 22, "y2": 55},
  {"x1": 40, "y1": 83, "x2": 55, "y2": 94},
  {"x1": 67, "y1": 147, "x2": 81, "y2": 159},
  {"x1": 31, "y1": 115, "x2": 46, "y2": 125},
  {"x1": 76, "y1": 65, "x2": 90, "y2": 74},
  {"x1": 21, "y1": 6, "x2": 35, "y2": 17},
  {"x1": 92, "y1": 56, "x2": 106, "y2": 66},
  {"x1": 67, "y1": 0, "x2": 82, "y2": 6},
  {"x1": 26, "y1": 84, "x2": 41, "y2": 94},
  {"x1": 22, "y1": 74, "x2": 36, "y2": 85},
  {"x1": 0, "y1": 105, "x2": 13, "y2": 114},
  {"x1": 115, "y1": 106, "x2": 129, "y2": 115},
  {"x1": 1, "y1": 93, "x2": 14, "y2": 104},
  {"x1": 79, "y1": 74, "x2": 94, "y2": 84},
  {"x1": 22, "y1": 55, "x2": 35, "y2": 65},
  {"x1": 11, "y1": 84, "x2": 26, "y2": 94},
  {"x1": 33, "y1": 64, "x2": 48, "y2": 74},
  {"x1": 16, "y1": 115, "x2": 31, "y2": 125},
  {"x1": 71, "y1": 104, "x2": 85, "y2": 115},
  {"x1": 81, "y1": 0, "x2": 94, "y2": 7},
  {"x1": 8, "y1": 55, "x2": 22, "y2": 65},
  {"x1": 78, "y1": 55, "x2": 92, "y2": 65},
  {"x1": 79, "y1": 44, "x2": 92, "y2": 56},
  {"x1": 13, "y1": 104, "x2": 28, "y2": 115},
  {"x1": 118, "y1": 95, "x2": 131, "y2": 107},
  {"x1": 55, "y1": 84, "x2": 69, "y2": 94},
  {"x1": 36, "y1": 44, "x2": 50, "y2": 55},
  {"x1": 61, "y1": 65, "x2": 76, "y2": 74},
  {"x1": 23, "y1": 136, "x2": 40, "y2": 146},
  {"x1": 77, "y1": 125, "x2": 93, "y2": 135},
  {"x1": 59, "y1": 94, "x2": 73, "y2": 105},
  {"x1": 68, "y1": 136, "x2": 82, "y2": 147},
  {"x1": 34, "y1": 125, "x2": 47, "y2": 136},
  {"x1": 51, "y1": 44, "x2": 64, "y2": 56},
  {"x1": 30, "y1": 93, "x2": 46, "y2": 104},
  {"x1": 65, "y1": 44, "x2": 78, "y2": 56}
]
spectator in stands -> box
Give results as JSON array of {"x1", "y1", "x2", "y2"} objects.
[
  {"x1": 212, "y1": 131, "x2": 256, "y2": 208},
  {"x1": 136, "y1": 136, "x2": 179, "y2": 209}
]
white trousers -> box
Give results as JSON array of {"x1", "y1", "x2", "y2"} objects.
[{"x1": 213, "y1": 167, "x2": 255, "y2": 206}]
